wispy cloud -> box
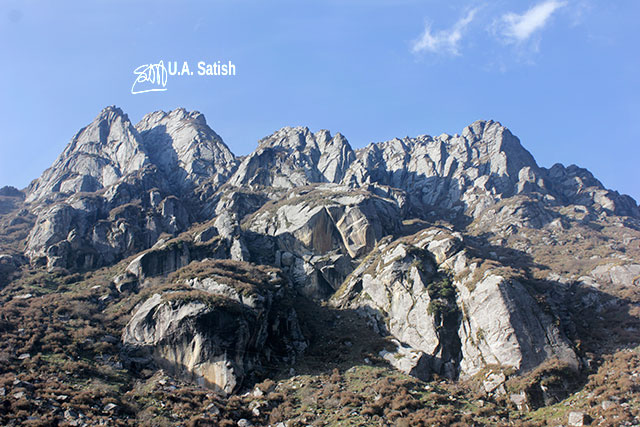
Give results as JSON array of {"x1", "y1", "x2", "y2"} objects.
[
  {"x1": 411, "y1": 9, "x2": 477, "y2": 56},
  {"x1": 498, "y1": 0, "x2": 566, "y2": 43}
]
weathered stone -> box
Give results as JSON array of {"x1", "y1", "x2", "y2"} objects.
[
  {"x1": 122, "y1": 260, "x2": 306, "y2": 394},
  {"x1": 567, "y1": 411, "x2": 589, "y2": 426},
  {"x1": 379, "y1": 340, "x2": 430, "y2": 381},
  {"x1": 24, "y1": 107, "x2": 237, "y2": 270},
  {"x1": 113, "y1": 271, "x2": 138, "y2": 293},
  {"x1": 510, "y1": 392, "x2": 529, "y2": 411},
  {"x1": 228, "y1": 127, "x2": 355, "y2": 189},
  {"x1": 245, "y1": 184, "x2": 400, "y2": 298},
  {"x1": 601, "y1": 400, "x2": 615, "y2": 411},
  {"x1": 135, "y1": 108, "x2": 237, "y2": 189},
  {"x1": 483, "y1": 371, "x2": 506, "y2": 395},
  {"x1": 332, "y1": 227, "x2": 578, "y2": 379}
]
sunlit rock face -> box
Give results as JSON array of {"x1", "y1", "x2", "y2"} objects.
[
  {"x1": 16, "y1": 105, "x2": 640, "y2": 395},
  {"x1": 121, "y1": 260, "x2": 307, "y2": 395}
]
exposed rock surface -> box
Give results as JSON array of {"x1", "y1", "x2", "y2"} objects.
[
  {"x1": 228, "y1": 127, "x2": 355, "y2": 189},
  {"x1": 7, "y1": 105, "x2": 640, "y2": 400},
  {"x1": 379, "y1": 340, "x2": 431, "y2": 381},
  {"x1": 342, "y1": 120, "x2": 639, "y2": 221},
  {"x1": 119, "y1": 235, "x2": 228, "y2": 288},
  {"x1": 242, "y1": 184, "x2": 401, "y2": 298},
  {"x1": 122, "y1": 260, "x2": 306, "y2": 394},
  {"x1": 24, "y1": 192, "x2": 190, "y2": 269},
  {"x1": 23, "y1": 107, "x2": 237, "y2": 269},
  {"x1": 135, "y1": 108, "x2": 237, "y2": 188},
  {"x1": 331, "y1": 227, "x2": 579, "y2": 378},
  {"x1": 26, "y1": 107, "x2": 149, "y2": 204},
  {"x1": 590, "y1": 263, "x2": 640, "y2": 288}
]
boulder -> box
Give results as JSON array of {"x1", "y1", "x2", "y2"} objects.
[
  {"x1": 379, "y1": 340, "x2": 430, "y2": 381},
  {"x1": 567, "y1": 411, "x2": 590, "y2": 426},
  {"x1": 121, "y1": 260, "x2": 307, "y2": 394}
]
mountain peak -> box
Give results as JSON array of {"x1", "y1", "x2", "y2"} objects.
[
  {"x1": 229, "y1": 126, "x2": 355, "y2": 188},
  {"x1": 135, "y1": 108, "x2": 236, "y2": 188},
  {"x1": 256, "y1": 126, "x2": 312, "y2": 150},
  {"x1": 99, "y1": 104, "x2": 125, "y2": 115},
  {"x1": 25, "y1": 106, "x2": 237, "y2": 204},
  {"x1": 137, "y1": 108, "x2": 207, "y2": 130},
  {"x1": 26, "y1": 106, "x2": 147, "y2": 203}
]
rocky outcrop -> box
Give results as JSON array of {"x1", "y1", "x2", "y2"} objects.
[
  {"x1": 454, "y1": 272, "x2": 579, "y2": 377},
  {"x1": 25, "y1": 192, "x2": 191, "y2": 269},
  {"x1": 0, "y1": 186, "x2": 23, "y2": 198},
  {"x1": 22, "y1": 109, "x2": 639, "y2": 273},
  {"x1": 242, "y1": 184, "x2": 401, "y2": 298},
  {"x1": 116, "y1": 234, "x2": 229, "y2": 290},
  {"x1": 23, "y1": 107, "x2": 238, "y2": 270},
  {"x1": 589, "y1": 263, "x2": 640, "y2": 288},
  {"x1": 27, "y1": 107, "x2": 236, "y2": 205},
  {"x1": 135, "y1": 108, "x2": 237, "y2": 189},
  {"x1": 12, "y1": 105, "x2": 640, "y2": 402},
  {"x1": 228, "y1": 127, "x2": 355, "y2": 189},
  {"x1": 379, "y1": 340, "x2": 431, "y2": 381},
  {"x1": 26, "y1": 107, "x2": 150, "y2": 204},
  {"x1": 332, "y1": 227, "x2": 579, "y2": 379},
  {"x1": 121, "y1": 260, "x2": 307, "y2": 394},
  {"x1": 342, "y1": 120, "x2": 546, "y2": 220},
  {"x1": 342, "y1": 120, "x2": 639, "y2": 222},
  {"x1": 545, "y1": 163, "x2": 639, "y2": 218}
]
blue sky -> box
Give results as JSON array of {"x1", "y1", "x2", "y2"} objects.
[{"x1": 1, "y1": 0, "x2": 638, "y2": 200}]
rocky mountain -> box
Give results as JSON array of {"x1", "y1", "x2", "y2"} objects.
[
  {"x1": 0, "y1": 106, "x2": 638, "y2": 426},
  {"x1": 22, "y1": 107, "x2": 237, "y2": 271},
  {"x1": 228, "y1": 127, "x2": 355, "y2": 189}
]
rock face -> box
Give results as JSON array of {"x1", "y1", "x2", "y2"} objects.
[
  {"x1": 545, "y1": 163, "x2": 639, "y2": 218},
  {"x1": 10, "y1": 105, "x2": 640, "y2": 397},
  {"x1": 228, "y1": 127, "x2": 355, "y2": 189},
  {"x1": 379, "y1": 340, "x2": 431, "y2": 381},
  {"x1": 27, "y1": 107, "x2": 150, "y2": 204},
  {"x1": 23, "y1": 107, "x2": 237, "y2": 269},
  {"x1": 342, "y1": 120, "x2": 639, "y2": 221},
  {"x1": 122, "y1": 260, "x2": 306, "y2": 394},
  {"x1": 331, "y1": 228, "x2": 579, "y2": 379},
  {"x1": 342, "y1": 120, "x2": 541, "y2": 218},
  {"x1": 115, "y1": 235, "x2": 229, "y2": 291},
  {"x1": 135, "y1": 108, "x2": 237, "y2": 189},
  {"x1": 242, "y1": 184, "x2": 401, "y2": 298},
  {"x1": 24, "y1": 192, "x2": 191, "y2": 269}
]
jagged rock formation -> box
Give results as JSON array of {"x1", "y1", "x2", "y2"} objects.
[
  {"x1": 7, "y1": 106, "x2": 640, "y2": 396},
  {"x1": 135, "y1": 108, "x2": 237, "y2": 188},
  {"x1": 242, "y1": 184, "x2": 401, "y2": 297},
  {"x1": 343, "y1": 120, "x2": 638, "y2": 221},
  {"x1": 26, "y1": 107, "x2": 149, "y2": 204},
  {"x1": 331, "y1": 227, "x2": 579, "y2": 379},
  {"x1": 122, "y1": 260, "x2": 306, "y2": 394},
  {"x1": 23, "y1": 107, "x2": 237, "y2": 270},
  {"x1": 228, "y1": 127, "x2": 355, "y2": 189}
]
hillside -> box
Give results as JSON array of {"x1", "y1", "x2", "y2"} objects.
[{"x1": 0, "y1": 106, "x2": 638, "y2": 426}]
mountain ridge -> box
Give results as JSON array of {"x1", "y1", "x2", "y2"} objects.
[{"x1": 0, "y1": 106, "x2": 638, "y2": 425}]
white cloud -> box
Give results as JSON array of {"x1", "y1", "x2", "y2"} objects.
[
  {"x1": 499, "y1": 0, "x2": 566, "y2": 43},
  {"x1": 411, "y1": 9, "x2": 477, "y2": 55}
]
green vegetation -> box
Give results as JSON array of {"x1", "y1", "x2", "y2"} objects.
[{"x1": 426, "y1": 273, "x2": 457, "y2": 321}]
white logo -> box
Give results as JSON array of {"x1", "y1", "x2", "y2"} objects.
[{"x1": 131, "y1": 61, "x2": 168, "y2": 94}]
